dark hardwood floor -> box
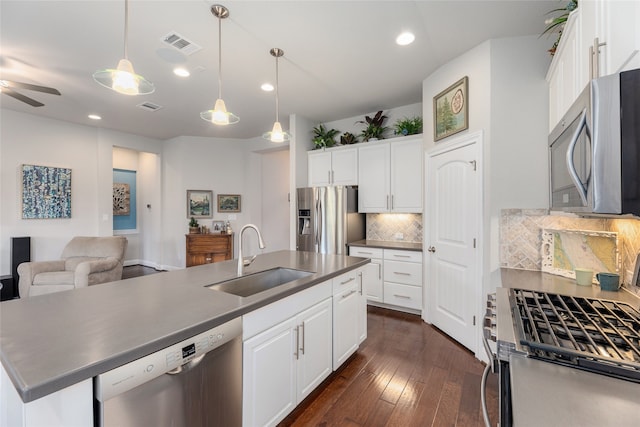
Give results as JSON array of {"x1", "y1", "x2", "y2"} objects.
[
  {"x1": 280, "y1": 306, "x2": 499, "y2": 427},
  {"x1": 121, "y1": 264, "x2": 165, "y2": 279}
]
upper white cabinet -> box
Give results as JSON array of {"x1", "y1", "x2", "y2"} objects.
[
  {"x1": 547, "y1": 0, "x2": 640, "y2": 130},
  {"x1": 358, "y1": 136, "x2": 423, "y2": 213},
  {"x1": 308, "y1": 147, "x2": 358, "y2": 187}
]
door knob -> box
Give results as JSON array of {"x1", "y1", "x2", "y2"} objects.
[{"x1": 427, "y1": 246, "x2": 436, "y2": 253}]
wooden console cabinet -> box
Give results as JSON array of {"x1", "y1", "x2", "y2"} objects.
[{"x1": 186, "y1": 233, "x2": 233, "y2": 267}]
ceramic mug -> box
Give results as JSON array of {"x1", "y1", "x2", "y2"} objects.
[
  {"x1": 596, "y1": 272, "x2": 621, "y2": 291},
  {"x1": 575, "y1": 268, "x2": 594, "y2": 286}
]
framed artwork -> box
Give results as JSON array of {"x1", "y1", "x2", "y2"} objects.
[
  {"x1": 218, "y1": 194, "x2": 241, "y2": 213},
  {"x1": 212, "y1": 220, "x2": 226, "y2": 233},
  {"x1": 22, "y1": 164, "x2": 72, "y2": 219},
  {"x1": 187, "y1": 190, "x2": 213, "y2": 219},
  {"x1": 433, "y1": 76, "x2": 469, "y2": 141},
  {"x1": 113, "y1": 183, "x2": 130, "y2": 216}
]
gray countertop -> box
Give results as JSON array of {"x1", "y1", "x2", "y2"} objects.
[
  {"x1": 500, "y1": 268, "x2": 640, "y2": 308},
  {"x1": 349, "y1": 239, "x2": 422, "y2": 252},
  {"x1": 0, "y1": 250, "x2": 368, "y2": 403}
]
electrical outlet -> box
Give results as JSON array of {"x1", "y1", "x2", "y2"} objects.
[{"x1": 394, "y1": 232, "x2": 404, "y2": 240}]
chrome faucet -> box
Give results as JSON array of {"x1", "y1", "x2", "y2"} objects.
[{"x1": 237, "y1": 224, "x2": 266, "y2": 276}]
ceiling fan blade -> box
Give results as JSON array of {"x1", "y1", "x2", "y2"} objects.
[
  {"x1": 2, "y1": 88, "x2": 45, "y2": 107},
  {"x1": 5, "y1": 81, "x2": 61, "y2": 95}
]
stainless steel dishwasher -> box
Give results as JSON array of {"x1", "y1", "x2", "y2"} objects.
[{"x1": 95, "y1": 317, "x2": 242, "y2": 427}]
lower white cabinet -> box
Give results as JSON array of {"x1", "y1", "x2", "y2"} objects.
[
  {"x1": 349, "y1": 247, "x2": 383, "y2": 302},
  {"x1": 383, "y1": 249, "x2": 423, "y2": 311},
  {"x1": 243, "y1": 297, "x2": 332, "y2": 427},
  {"x1": 332, "y1": 269, "x2": 360, "y2": 369}
]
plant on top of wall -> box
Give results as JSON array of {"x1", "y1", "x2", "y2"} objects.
[
  {"x1": 393, "y1": 116, "x2": 423, "y2": 136},
  {"x1": 312, "y1": 124, "x2": 340, "y2": 149},
  {"x1": 541, "y1": 0, "x2": 578, "y2": 56},
  {"x1": 356, "y1": 110, "x2": 388, "y2": 141}
]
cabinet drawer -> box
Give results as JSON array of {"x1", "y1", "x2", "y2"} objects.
[
  {"x1": 383, "y1": 282, "x2": 422, "y2": 310},
  {"x1": 383, "y1": 249, "x2": 422, "y2": 263},
  {"x1": 332, "y1": 269, "x2": 358, "y2": 294},
  {"x1": 349, "y1": 247, "x2": 383, "y2": 259},
  {"x1": 383, "y1": 260, "x2": 422, "y2": 286}
]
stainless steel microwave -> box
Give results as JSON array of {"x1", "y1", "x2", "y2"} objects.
[{"x1": 549, "y1": 68, "x2": 640, "y2": 216}]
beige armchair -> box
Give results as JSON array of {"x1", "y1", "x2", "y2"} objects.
[{"x1": 17, "y1": 236, "x2": 128, "y2": 298}]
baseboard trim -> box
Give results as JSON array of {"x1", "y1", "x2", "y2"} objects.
[{"x1": 367, "y1": 301, "x2": 421, "y2": 316}]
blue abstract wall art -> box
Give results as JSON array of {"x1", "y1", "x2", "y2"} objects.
[{"x1": 22, "y1": 164, "x2": 72, "y2": 219}]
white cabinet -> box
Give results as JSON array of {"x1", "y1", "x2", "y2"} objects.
[
  {"x1": 308, "y1": 147, "x2": 358, "y2": 187},
  {"x1": 358, "y1": 137, "x2": 422, "y2": 213},
  {"x1": 332, "y1": 269, "x2": 360, "y2": 369},
  {"x1": 547, "y1": 0, "x2": 640, "y2": 130},
  {"x1": 242, "y1": 281, "x2": 333, "y2": 427},
  {"x1": 383, "y1": 249, "x2": 423, "y2": 311},
  {"x1": 349, "y1": 246, "x2": 383, "y2": 302}
]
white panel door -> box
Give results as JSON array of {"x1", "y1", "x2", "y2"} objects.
[
  {"x1": 390, "y1": 138, "x2": 423, "y2": 212},
  {"x1": 358, "y1": 143, "x2": 390, "y2": 212},
  {"x1": 308, "y1": 151, "x2": 332, "y2": 187},
  {"x1": 296, "y1": 298, "x2": 332, "y2": 401},
  {"x1": 331, "y1": 148, "x2": 358, "y2": 186},
  {"x1": 426, "y1": 139, "x2": 479, "y2": 352},
  {"x1": 243, "y1": 318, "x2": 296, "y2": 427}
]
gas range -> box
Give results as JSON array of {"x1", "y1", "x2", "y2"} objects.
[{"x1": 510, "y1": 288, "x2": 640, "y2": 382}]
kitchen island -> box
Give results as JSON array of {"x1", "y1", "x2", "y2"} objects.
[{"x1": 0, "y1": 250, "x2": 368, "y2": 409}]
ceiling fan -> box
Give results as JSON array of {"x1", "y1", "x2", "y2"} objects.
[{"x1": 0, "y1": 79, "x2": 61, "y2": 107}]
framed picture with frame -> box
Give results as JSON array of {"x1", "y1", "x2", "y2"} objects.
[
  {"x1": 187, "y1": 190, "x2": 213, "y2": 219},
  {"x1": 433, "y1": 76, "x2": 469, "y2": 141},
  {"x1": 218, "y1": 194, "x2": 241, "y2": 213}
]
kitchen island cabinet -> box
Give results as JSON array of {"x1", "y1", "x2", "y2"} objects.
[{"x1": 0, "y1": 251, "x2": 369, "y2": 427}]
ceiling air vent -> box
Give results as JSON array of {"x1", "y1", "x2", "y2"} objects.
[
  {"x1": 161, "y1": 32, "x2": 202, "y2": 55},
  {"x1": 137, "y1": 102, "x2": 163, "y2": 112}
]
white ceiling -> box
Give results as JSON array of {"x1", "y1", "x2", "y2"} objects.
[{"x1": 0, "y1": 0, "x2": 556, "y2": 140}]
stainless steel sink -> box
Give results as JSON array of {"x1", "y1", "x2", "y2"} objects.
[{"x1": 208, "y1": 267, "x2": 313, "y2": 297}]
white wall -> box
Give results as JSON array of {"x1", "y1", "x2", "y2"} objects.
[
  {"x1": 0, "y1": 110, "x2": 160, "y2": 275},
  {"x1": 261, "y1": 149, "x2": 290, "y2": 251}
]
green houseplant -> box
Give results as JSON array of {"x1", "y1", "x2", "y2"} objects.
[
  {"x1": 356, "y1": 110, "x2": 388, "y2": 141},
  {"x1": 393, "y1": 116, "x2": 423, "y2": 136},
  {"x1": 312, "y1": 124, "x2": 340, "y2": 149},
  {"x1": 542, "y1": 0, "x2": 578, "y2": 56},
  {"x1": 189, "y1": 217, "x2": 199, "y2": 234},
  {"x1": 340, "y1": 132, "x2": 359, "y2": 145}
]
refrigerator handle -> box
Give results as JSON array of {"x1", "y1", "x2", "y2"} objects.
[{"x1": 317, "y1": 197, "x2": 323, "y2": 250}]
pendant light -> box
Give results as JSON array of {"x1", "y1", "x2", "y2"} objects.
[
  {"x1": 200, "y1": 4, "x2": 239, "y2": 125},
  {"x1": 263, "y1": 48, "x2": 290, "y2": 142},
  {"x1": 93, "y1": 0, "x2": 154, "y2": 95}
]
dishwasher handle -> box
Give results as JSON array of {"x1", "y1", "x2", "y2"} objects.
[{"x1": 166, "y1": 353, "x2": 207, "y2": 375}]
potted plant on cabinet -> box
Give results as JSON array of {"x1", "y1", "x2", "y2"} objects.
[
  {"x1": 393, "y1": 116, "x2": 423, "y2": 136},
  {"x1": 340, "y1": 132, "x2": 359, "y2": 145},
  {"x1": 356, "y1": 110, "x2": 388, "y2": 141},
  {"x1": 312, "y1": 124, "x2": 340, "y2": 149},
  {"x1": 189, "y1": 217, "x2": 200, "y2": 234}
]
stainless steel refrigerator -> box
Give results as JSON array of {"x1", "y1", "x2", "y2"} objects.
[{"x1": 296, "y1": 186, "x2": 364, "y2": 254}]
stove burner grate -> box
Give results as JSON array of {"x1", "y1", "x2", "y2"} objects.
[{"x1": 511, "y1": 289, "x2": 640, "y2": 382}]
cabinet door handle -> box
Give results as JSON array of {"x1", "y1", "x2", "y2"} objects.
[
  {"x1": 205, "y1": 257, "x2": 212, "y2": 262},
  {"x1": 386, "y1": 195, "x2": 389, "y2": 210},
  {"x1": 358, "y1": 272, "x2": 363, "y2": 295},
  {"x1": 393, "y1": 294, "x2": 411, "y2": 299},
  {"x1": 391, "y1": 194, "x2": 394, "y2": 210},
  {"x1": 358, "y1": 251, "x2": 373, "y2": 255},
  {"x1": 294, "y1": 325, "x2": 300, "y2": 360},
  {"x1": 378, "y1": 263, "x2": 381, "y2": 279},
  {"x1": 341, "y1": 290, "x2": 357, "y2": 299},
  {"x1": 393, "y1": 254, "x2": 411, "y2": 258},
  {"x1": 331, "y1": 170, "x2": 335, "y2": 183},
  {"x1": 300, "y1": 323, "x2": 305, "y2": 355},
  {"x1": 393, "y1": 271, "x2": 411, "y2": 276},
  {"x1": 340, "y1": 277, "x2": 355, "y2": 285}
]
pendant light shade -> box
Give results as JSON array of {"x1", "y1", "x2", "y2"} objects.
[
  {"x1": 263, "y1": 48, "x2": 290, "y2": 142},
  {"x1": 93, "y1": 0, "x2": 154, "y2": 95},
  {"x1": 200, "y1": 4, "x2": 239, "y2": 125}
]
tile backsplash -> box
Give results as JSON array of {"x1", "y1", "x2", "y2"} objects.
[
  {"x1": 366, "y1": 213, "x2": 422, "y2": 243},
  {"x1": 500, "y1": 209, "x2": 640, "y2": 295}
]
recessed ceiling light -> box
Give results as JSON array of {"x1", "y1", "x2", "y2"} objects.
[
  {"x1": 88, "y1": 114, "x2": 102, "y2": 120},
  {"x1": 396, "y1": 32, "x2": 415, "y2": 46},
  {"x1": 261, "y1": 83, "x2": 274, "y2": 92},
  {"x1": 173, "y1": 67, "x2": 190, "y2": 77}
]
